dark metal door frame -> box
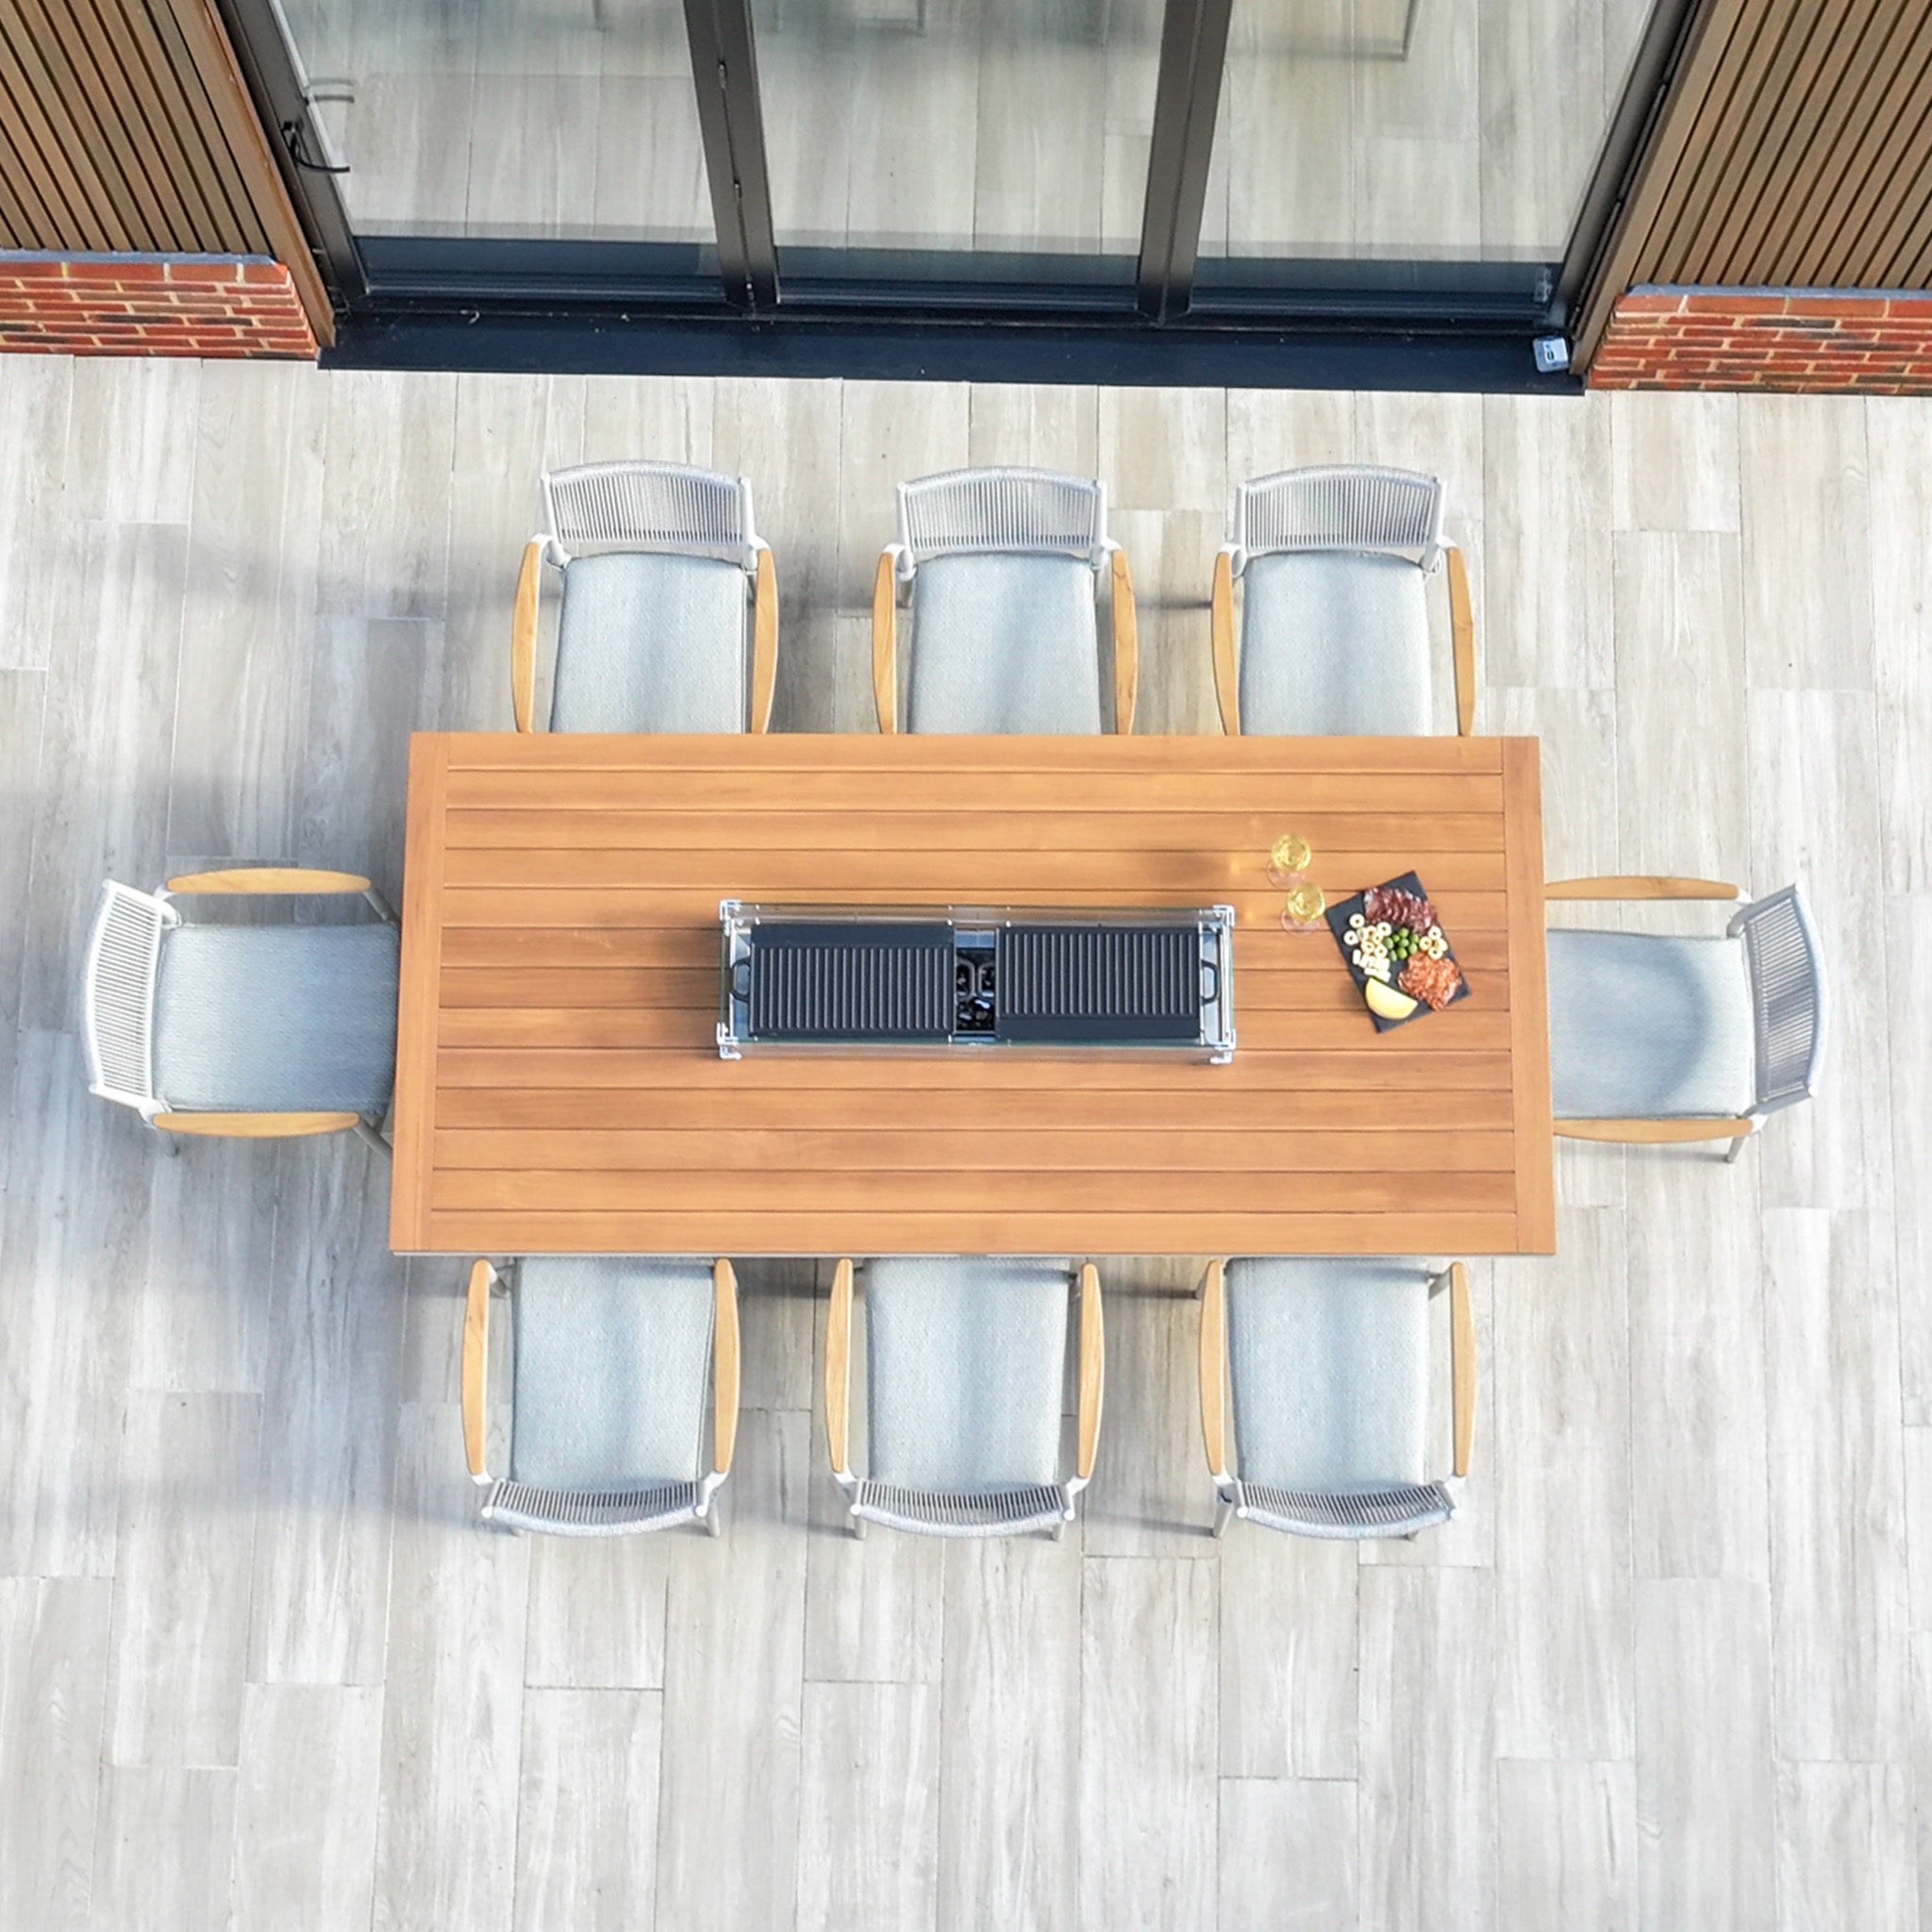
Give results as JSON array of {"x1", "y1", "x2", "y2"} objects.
[
  {"x1": 1137, "y1": 0, "x2": 1235, "y2": 321},
  {"x1": 215, "y1": 0, "x2": 367, "y2": 306},
  {"x1": 682, "y1": 0, "x2": 778, "y2": 309},
  {"x1": 1554, "y1": 0, "x2": 1705, "y2": 330}
]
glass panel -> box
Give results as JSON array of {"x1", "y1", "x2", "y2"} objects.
[
  {"x1": 1198, "y1": 0, "x2": 1658, "y2": 274},
  {"x1": 276, "y1": 0, "x2": 713, "y2": 242},
  {"x1": 751, "y1": 0, "x2": 1158, "y2": 282}
]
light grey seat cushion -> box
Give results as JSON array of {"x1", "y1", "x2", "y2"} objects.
[
  {"x1": 1226, "y1": 1257, "x2": 1432, "y2": 1491},
  {"x1": 153, "y1": 922, "x2": 398, "y2": 1113},
  {"x1": 907, "y1": 553, "x2": 1103, "y2": 733},
  {"x1": 1239, "y1": 549, "x2": 1433, "y2": 735},
  {"x1": 1547, "y1": 929, "x2": 1756, "y2": 1119},
  {"x1": 864, "y1": 1257, "x2": 1070, "y2": 1491},
  {"x1": 552, "y1": 550, "x2": 748, "y2": 732},
  {"x1": 510, "y1": 1257, "x2": 714, "y2": 1491}
]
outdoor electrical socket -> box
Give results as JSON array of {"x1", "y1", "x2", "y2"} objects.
[{"x1": 1533, "y1": 335, "x2": 1572, "y2": 373}]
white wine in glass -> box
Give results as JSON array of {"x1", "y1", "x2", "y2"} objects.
[
  {"x1": 1267, "y1": 832, "x2": 1313, "y2": 886},
  {"x1": 1281, "y1": 881, "x2": 1327, "y2": 931}
]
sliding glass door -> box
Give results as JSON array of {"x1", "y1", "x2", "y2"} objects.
[
  {"x1": 223, "y1": 0, "x2": 1673, "y2": 339},
  {"x1": 1193, "y1": 0, "x2": 1660, "y2": 315},
  {"x1": 752, "y1": 0, "x2": 1154, "y2": 299}
]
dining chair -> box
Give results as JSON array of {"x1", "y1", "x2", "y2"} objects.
[
  {"x1": 1543, "y1": 875, "x2": 1826, "y2": 1161},
  {"x1": 1210, "y1": 465, "x2": 1476, "y2": 736},
  {"x1": 1198, "y1": 1256, "x2": 1475, "y2": 1539},
  {"x1": 871, "y1": 465, "x2": 1138, "y2": 734},
  {"x1": 462, "y1": 1256, "x2": 740, "y2": 1535},
  {"x1": 510, "y1": 459, "x2": 777, "y2": 734},
  {"x1": 824, "y1": 1256, "x2": 1104, "y2": 1537},
  {"x1": 82, "y1": 868, "x2": 398, "y2": 1149}
]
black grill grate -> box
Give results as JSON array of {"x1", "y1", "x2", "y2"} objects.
[
  {"x1": 747, "y1": 923, "x2": 952, "y2": 1041},
  {"x1": 996, "y1": 924, "x2": 1198, "y2": 1042},
  {"x1": 728, "y1": 911, "x2": 1224, "y2": 1052}
]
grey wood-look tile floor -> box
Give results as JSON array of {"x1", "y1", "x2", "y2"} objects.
[{"x1": 0, "y1": 355, "x2": 1923, "y2": 1930}]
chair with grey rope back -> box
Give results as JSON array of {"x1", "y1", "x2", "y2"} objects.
[
  {"x1": 824, "y1": 1256, "x2": 1105, "y2": 1539},
  {"x1": 82, "y1": 868, "x2": 398, "y2": 1150},
  {"x1": 1198, "y1": 1256, "x2": 1476, "y2": 1540},
  {"x1": 1542, "y1": 876, "x2": 1827, "y2": 1162},
  {"x1": 871, "y1": 466, "x2": 1138, "y2": 735},
  {"x1": 462, "y1": 1256, "x2": 741, "y2": 1536},
  {"x1": 510, "y1": 459, "x2": 777, "y2": 734},
  {"x1": 1210, "y1": 465, "x2": 1477, "y2": 737}
]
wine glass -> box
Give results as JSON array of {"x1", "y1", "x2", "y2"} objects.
[
  {"x1": 1266, "y1": 833, "x2": 1312, "y2": 887},
  {"x1": 1281, "y1": 881, "x2": 1327, "y2": 931}
]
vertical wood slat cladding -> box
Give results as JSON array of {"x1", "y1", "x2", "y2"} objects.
[
  {"x1": 1576, "y1": 0, "x2": 1932, "y2": 367},
  {"x1": 100, "y1": 0, "x2": 247, "y2": 242},
  {"x1": 0, "y1": 13, "x2": 121, "y2": 249},
  {"x1": 1775, "y1": 5, "x2": 1920, "y2": 285},
  {"x1": 52, "y1": 0, "x2": 183, "y2": 243},
  {"x1": 0, "y1": 0, "x2": 331, "y2": 341}
]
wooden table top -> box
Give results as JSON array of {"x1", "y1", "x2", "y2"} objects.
[{"x1": 390, "y1": 732, "x2": 1555, "y2": 1258}]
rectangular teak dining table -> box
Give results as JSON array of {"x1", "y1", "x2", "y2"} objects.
[{"x1": 390, "y1": 732, "x2": 1555, "y2": 1258}]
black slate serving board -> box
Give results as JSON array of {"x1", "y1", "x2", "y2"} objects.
[{"x1": 1323, "y1": 869, "x2": 1473, "y2": 1033}]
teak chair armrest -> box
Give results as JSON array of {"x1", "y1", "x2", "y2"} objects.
[
  {"x1": 1446, "y1": 1260, "x2": 1474, "y2": 1479},
  {"x1": 1210, "y1": 552, "x2": 1239, "y2": 735},
  {"x1": 511, "y1": 538, "x2": 544, "y2": 733},
  {"x1": 871, "y1": 553, "x2": 897, "y2": 734},
  {"x1": 153, "y1": 1111, "x2": 359, "y2": 1138},
  {"x1": 1198, "y1": 1257, "x2": 1229, "y2": 1479},
  {"x1": 751, "y1": 550, "x2": 778, "y2": 733},
  {"x1": 166, "y1": 868, "x2": 371, "y2": 895},
  {"x1": 1110, "y1": 550, "x2": 1138, "y2": 736},
  {"x1": 1444, "y1": 545, "x2": 1476, "y2": 736},
  {"x1": 712, "y1": 1259, "x2": 741, "y2": 1475},
  {"x1": 1545, "y1": 875, "x2": 1741, "y2": 901},
  {"x1": 462, "y1": 1258, "x2": 493, "y2": 1483},
  {"x1": 825, "y1": 1257, "x2": 855, "y2": 1476},
  {"x1": 1076, "y1": 1262, "x2": 1106, "y2": 1481},
  {"x1": 1555, "y1": 1117, "x2": 1757, "y2": 1145}
]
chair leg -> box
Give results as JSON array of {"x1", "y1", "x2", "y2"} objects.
[
  {"x1": 704, "y1": 1495, "x2": 724, "y2": 1539},
  {"x1": 1725, "y1": 1131, "x2": 1751, "y2": 1165},
  {"x1": 1213, "y1": 1498, "x2": 1236, "y2": 1538},
  {"x1": 848, "y1": 1507, "x2": 867, "y2": 1540},
  {"x1": 354, "y1": 1118, "x2": 391, "y2": 1158}
]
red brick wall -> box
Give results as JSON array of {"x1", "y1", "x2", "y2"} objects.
[
  {"x1": 0, "y1": 253, "x2": 318, "y2": 359},
  {"x1": 1589, "y1": 287, "x2": 1932, "y2": 392}
]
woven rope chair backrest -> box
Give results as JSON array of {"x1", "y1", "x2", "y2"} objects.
[
  {"x1": 1729, "y1": 884, "x2": 1827, "y2": 1113},
  {"x1": 542, "y1": 460, "x2": 757, "y2": 566},
  {"x1": 1231, "y1": 465, "x2": 1445, "y2": 570},
  {"x1": 1236, "y1": 1478, "x2": 1455, "y2": 1540},
  {"x1": 895, "y1": 466, "x2": 1108, "y2": 568},
  {"x1": 482, "y1": 1478, "x2": 705, "y2": 1537},
  {"x1": 83, "y1": 881, "x2": 172, "y2": 1111},
  {"x1": 852, "y1": 1478, "x2": 1070, "y2": 1538}
]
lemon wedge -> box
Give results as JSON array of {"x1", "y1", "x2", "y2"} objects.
[{"x1": 1365, "y1": 978, "x2": 1419, "y2": 1022}]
